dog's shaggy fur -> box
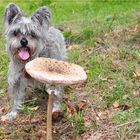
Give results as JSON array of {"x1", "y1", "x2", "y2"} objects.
[{"x1": 4, "y1": 3, "x2": 67, "y2": 120}]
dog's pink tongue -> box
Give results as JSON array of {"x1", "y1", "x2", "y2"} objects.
[{"x1": 18, "y1": 48, "x2": 30, "y2": 60}]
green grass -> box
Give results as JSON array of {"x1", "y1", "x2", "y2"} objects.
[
  {"x1": 20, "y1": 107, "x2": 35, "y2": 117},
  {"x1": 0, "y1": 128, "x2": 4, "y2": 139},
  {"x1": 0, "y1": 0, "x2": 140, "y2": 139},
  {"x1": 69, "y1": 112, "x2": 86, "y2": 135}
]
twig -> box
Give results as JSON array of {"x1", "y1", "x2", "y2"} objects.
[{"x1": 114, "y1": 120, "x2": 138, "y2": 128}]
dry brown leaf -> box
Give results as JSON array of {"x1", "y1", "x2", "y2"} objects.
[
  {"x1": 75, "y1": 100, "x2": 87, "y2": 111},
  {"x1": 89, "y1": 109, "x2": 103, "y2": 121},
  {"x1": 113, "y1": 100, "x2": 131, "y2": 111},
  {"x1": 1, "y1": 115, "x2": 8, "y2": 122},
  {"x1": 113, "y1": 100, "x2": 120, "y2": 108},
  {"x1": 98, "y1": 110, "x2": 111, "y2": 120},
  {"x1": 63, "y1": 98, "x2": 75, "y2": 118}
]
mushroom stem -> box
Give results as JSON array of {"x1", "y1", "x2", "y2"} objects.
[{"x1": 47, "y1": 89, "x2": 55, "y2": 140}]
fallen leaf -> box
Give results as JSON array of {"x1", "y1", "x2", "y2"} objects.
[
  {"x1": 113, "y1": 100, "x2": 120, "y2": 108},
  {"x1": 133, "y1": 68, "x2": 140, "y2": 78},
  {"x1": 1, "y1": 115, "x2": 7, "y2": 122},
  {"x1": 75, "y1": 100, "x2": 87, "y2": 111},
  {"x1": 28, "y1": 106, "x2": 39, "y2": 110},
  {"x1": 113, "y1": 100, "x2": 131, "y2": 111},
  {"x1": 63, "y1": 98, "x2": 75, "y2": 118},
  {"x1": 67, "y1": 106, "x2": 75, "y2": 118},
  {"x1": 98, "y1": 111, "x2": 110, "y2": 120}
]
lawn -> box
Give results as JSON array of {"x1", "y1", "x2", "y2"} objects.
[{"x1": 0, "y1": 0, "x2": 140, "y2": 139}]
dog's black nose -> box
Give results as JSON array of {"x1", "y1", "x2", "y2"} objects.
[{"x1": 20, "y1": 38, "x2": 28, "y2": 46}]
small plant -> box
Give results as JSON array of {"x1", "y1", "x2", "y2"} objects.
[
  {"x1": 0, "y1": 89, "x2": 5, "y2": 97},
  {"x1": 0, "y1": 128, "x2": 4, "y2": 138},
  {"x1": 0, "y1": 52, "x2": 9, "y2": 76},
  {"x1": 136, "y1": 121, "x2": 140, "y2": 133},
  {"x1": 112, "y1": 79, "x2": 126, "y2": 105},
  {"x1": 119, "y1": 48, "x2": 129, "y2": 59},
  {"x1": 20, "y1": 107, "x2": 35, "y2": 117},
  {"x1": 69, "y1": 112, "x2": 86, "y2": 135},
  {"x1": 86, "y1": 55, "x2": 110, "y2": 80},
  {"x1": 131, "y1": 50, "x2": 140, "y2": 60},
  {"x1": 24, "y1": 98, "x2": 40, "y2": 107},
  {"x1": 69, "y1": 48, "x2": 80, "y2": 61},
  {"x1": 61, "y1": 102, "x2": 67, "y2": 113},
  {"x1": 91, "y1": 120, "x2": 98, "y2": 128},
  {"x1": 102, "y1": 78, "x2": 126, "y2": 107},
  {"x1": 125, "y1": 62, "x2": 135, "y2": 79},
  {"x1": 112, "y1": 109, "x2": 140, "y2": 139},
  {"x1": 112, "y1": 110, "x2": 132, "y2": 125}
]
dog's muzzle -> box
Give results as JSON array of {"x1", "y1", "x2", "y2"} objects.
[{"x1": 17, "y1": 38, "x2": 31, "y2": 61}]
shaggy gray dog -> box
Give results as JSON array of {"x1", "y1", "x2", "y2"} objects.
[{"x1": 3, "y1": 3, "x2": 67, "y2": 120}]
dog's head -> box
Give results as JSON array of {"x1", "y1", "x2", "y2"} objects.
[{"x1": 4, "y1": 3, "x2": 51, "y2": 63}]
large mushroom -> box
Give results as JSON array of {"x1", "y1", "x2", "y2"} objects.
[{"x1": 25, "y1": 57, "x2": 87, "y2": 140}]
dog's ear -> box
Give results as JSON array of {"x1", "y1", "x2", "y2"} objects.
[
  {"x1": 31, "y1": 6, "x2": 51, "y2": 27},
  {"x1": 4, "y1": 3, "x2": 21, "y2": 27}
]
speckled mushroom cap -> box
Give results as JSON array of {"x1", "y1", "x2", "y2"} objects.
[{"x1": 25, "y1": 57, "x2": 87, "y2": 85}]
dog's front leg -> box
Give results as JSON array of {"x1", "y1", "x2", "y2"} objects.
[{"x1": 6, "y1": 77, "x2": 27, "y2": 120}]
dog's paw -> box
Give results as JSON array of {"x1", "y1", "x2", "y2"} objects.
[{"x1": 1, "y1": 111, "x2": 18, "y2": 121}]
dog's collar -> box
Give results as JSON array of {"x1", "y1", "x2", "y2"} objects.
[{"x1": 22, "y1": 68, "x2": 31, "y2": 79}]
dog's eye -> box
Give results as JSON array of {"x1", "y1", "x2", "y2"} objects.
[
  {"x1": 31, "y1": 32, "x2": 37, "y2": 38},
  {"x1": 13, "y1": 30, "x2": 19, "y2": 36}
]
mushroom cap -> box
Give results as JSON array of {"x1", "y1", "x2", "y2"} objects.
[{"x1": 25, "y1": 57, "x2": 87, "y2": 85}]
